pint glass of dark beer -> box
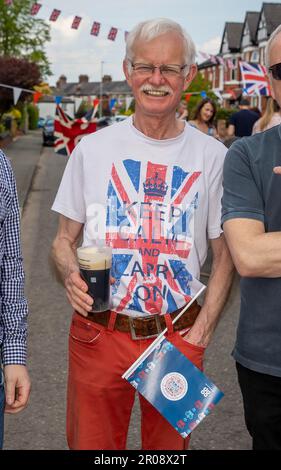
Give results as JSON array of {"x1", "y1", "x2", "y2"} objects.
[{"x1": 77, "y1": 245, "x2": 112, "y2": 312}]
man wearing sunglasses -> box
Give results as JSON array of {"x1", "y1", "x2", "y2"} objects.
[
  {"x1": 222, "y1": 24, "x2": 281, "y2": 450},
  {"x1": 52, "y1": 18, "x2": 233, "y2": 450}
]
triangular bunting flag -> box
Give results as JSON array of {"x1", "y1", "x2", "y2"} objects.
[
  {"x1": 13, "y1": 87, "x2": 22, "y2": 105},
  {"x1": 125, "y1": 96, "x2": 133, "y2": 111}
]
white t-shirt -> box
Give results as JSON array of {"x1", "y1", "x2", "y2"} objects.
[{"x1": 52, "y1": 116, "x2": 226, "y2": 317}]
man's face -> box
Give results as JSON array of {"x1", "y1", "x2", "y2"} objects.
[
  {"x1": 123, "y1": 32, "x2": 197, "y2": 119},
  {"x1": 269, "y1": 32, "x2": 281, "y2": 107}
]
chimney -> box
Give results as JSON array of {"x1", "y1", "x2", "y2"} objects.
[
  {"x1": 102, "y1": 74, "x2": 112, "y2": 83},
  {"x1": 56, "y1": 75, "x2": 67, "y2": 89},
  {"x1": 79, "y1": 74, "x2": 89, "y2": 84}
]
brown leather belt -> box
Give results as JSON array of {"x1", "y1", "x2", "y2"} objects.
[{"x1": 86, "y1": 301, "x2": 201, "y2": 339}]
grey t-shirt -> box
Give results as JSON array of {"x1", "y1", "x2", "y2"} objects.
[{"x1": 222, "y1": 124, "x2": 281, "y2": 377}]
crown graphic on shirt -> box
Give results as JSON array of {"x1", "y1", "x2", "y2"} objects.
[{"x1": 143, "y1": 172, "x2": 168, "y2": 197}]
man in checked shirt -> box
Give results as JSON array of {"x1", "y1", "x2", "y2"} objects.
[{"x1": 0, "y1": 149, "x2": 31, "y2": 449}]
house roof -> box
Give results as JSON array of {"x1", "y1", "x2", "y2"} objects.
[
  {"x1": 220, "y1": 22, "x2": 244, "y2": 53},
  {"x1": 54, "y1": 80, "x2": 132, "y2": 97},
  {"x1": 262, "y1": 2, "x2": 281, "y2": 36},
  {"x1": 245, "y1": 11, "x2": 260, "y2": 43},
  {"x1": 198, "y1": 58, "x2": 217, "y2": 70}
]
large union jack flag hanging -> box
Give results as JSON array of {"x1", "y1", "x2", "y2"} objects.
[
  {"x1": 54, "y1": 106, "x2": 97, "y2": 156},
  {"x1": 239, "y1": 61, "x2": 270, "y2": 96}
]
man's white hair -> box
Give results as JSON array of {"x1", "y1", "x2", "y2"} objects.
[
  {"x1": 125, "y1": 18, "x2": 196, "y2": 73},
  {"x1": 265, "y1": 24, "x2": 281, "y2": 68}
]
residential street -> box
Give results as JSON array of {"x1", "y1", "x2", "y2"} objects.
[{"x1": 2, "y1": 131, "x2": 251, "y2": 450}]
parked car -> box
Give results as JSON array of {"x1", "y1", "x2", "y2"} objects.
[
  {"x1": 42, "y1": 117, "x2": 55, "y2": 146},
  {"x1": 111, "y1": 115, "x2": 128, "y2": 123},
  {"x1": 96, "y1": 116, "x2": 113, "y2": 130},
  {"x1": 38, "y1": 117, "x2": 46, "y2": 128}
]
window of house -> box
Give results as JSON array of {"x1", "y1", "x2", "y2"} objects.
[
  {"x1": 231, "y1": 58, "x2": 237, "y2": 81},
  {"x1": 251, "y1": 51, "x2": 259, "y2": 63}
]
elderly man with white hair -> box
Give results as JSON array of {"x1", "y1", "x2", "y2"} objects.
[
  {"x1": 222, "y1": 25, "x2": 281, "y2": 450},
  {"x1": 51, "y1": 18, "x2": 233, "y2": 450}
]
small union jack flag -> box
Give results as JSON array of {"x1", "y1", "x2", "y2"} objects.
[
  {"x1": 227, "y1": 59, "x2": 235, "y2": 70},
  {"x1": 210, "y1": 56, "x2": 217, "y2": 64},
  {"x1": 108, "y1": 27, "x2": 118, "y2": 41},
  {"x1": 49, "y1": 9, "x2": 61, "y2": 22},
  {"x1": 71, "y1": 16, "x2": 82, "y2": 30},
  {"x1": 30, "y1": 2, "x2": 42, "y2": 15},
  {"x1": 54, "y1": 106, "x2": 97, "y2": 156},
  {"x1": 239, "y1": 61, "x2": 270, "y2": 96},
  {"x1": 91, "y1": 21, "x2": 101, "y2": 36}
]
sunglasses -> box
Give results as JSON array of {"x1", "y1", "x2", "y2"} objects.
[{"x1": 269, "y1": 62, "x2": 281, "y2": 80}]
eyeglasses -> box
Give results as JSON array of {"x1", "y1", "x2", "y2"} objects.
[
  {"x1": 268, "y1": 62, "x2": 281, "y2": 80},
  {"x1": 129, "y1": 61, "x2": 188, "y2": 77}
]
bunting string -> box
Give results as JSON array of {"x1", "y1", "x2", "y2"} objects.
[{"x1": 3, "y1": 1, "x2": 233, "y2": 67}]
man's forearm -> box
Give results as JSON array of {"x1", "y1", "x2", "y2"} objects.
[
  {"x1": 225, "y1": 229, "x2": 281, "y2": 278},
  {"x1": 185, "y1": 238, "x2": 234, "y2": 347},
  {"x1": 51, "y1": 237, "x2": 80, "y2": 286}
]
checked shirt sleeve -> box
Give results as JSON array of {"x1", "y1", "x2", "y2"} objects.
[{"x1": 0, "y1": 151, "x2": 28, "y2": 365}]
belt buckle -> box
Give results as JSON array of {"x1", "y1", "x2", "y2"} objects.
[{"x1": 128, "y1": 315, "x2": 161, "y2": 340}]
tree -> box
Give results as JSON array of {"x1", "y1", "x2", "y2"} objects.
[
  {"x1": 0, "y1": 56, "x2": 41, "y2": 115},
  {"x1": 0, "y1": 0, "x2": 51, "y2": 76},
  {"x1": 185, "y1": 73, "x2": 217, "y2": 117}
]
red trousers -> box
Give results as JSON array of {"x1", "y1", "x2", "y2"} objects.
[{"x1": 67, "y1": 312, "x2": 205, "y2": 450}]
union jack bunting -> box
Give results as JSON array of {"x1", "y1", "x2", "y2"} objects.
[
  {"x1": 217, "y1": 56, "x2": 224, "y2": 66},
  {"x1": 227, "y1": 58, "x2": 235, "y2": 70},
  {"x1": 71, "y1": 16, "x2": 82, "y2": 30},
  {"x1": 54, "y1": 106, "x2": 97, "y2": 156},
  {"x1": 210, "y1": 56, "x2": 217, "y2": 64},
  {"x1": 239, "y1": 61, "x2": 270, "y2": 96},
  {"x1": 108, "y1": 27, "x2": 118, "y2": 41},
  {"x1": 91, "y1": 21, "x2": 101, "y2": 36},
  {"x1": 4, "y1": 0, "x2": 13, "y2": 5},
  {"x1": 30, "y1": 2, "x2": 42, "y2": 15},
  {"x1": 49, "y1": 9, "x2": 61, "y2": 22},
  {"x1": 199, "y1": 51, "x2": 210, "y2": 61}
]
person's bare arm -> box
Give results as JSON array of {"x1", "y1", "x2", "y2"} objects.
[
  {"x1": 223, "y1": 218, "x2": 281, "y2": 278},
  {"x1": 184, "y1": 234, "x2": 234, "y2": 347},
  {"x1": 227, "y1": 124, "x2": 235, "y2": 137},
  {"x1": 51, "y1": 215, "x2": 93, "y2": 316},
  {"x1": 4, "y1": 365, "x2": 31, "y2": 414}
]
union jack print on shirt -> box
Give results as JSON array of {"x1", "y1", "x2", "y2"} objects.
[
  {"x1": 106, "y1": 159, "x2": 204, "y2": 316},
  {"x1": 239, "y1": 61, "x2": 270, "y2": 96}
]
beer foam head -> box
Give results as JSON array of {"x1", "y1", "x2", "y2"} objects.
[{"x1": 77, "y1": 245, "x2": 112, "y2": 270}]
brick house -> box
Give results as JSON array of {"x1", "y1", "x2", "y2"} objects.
[{"x1": 198, "y1": 2, "x2": 281, "y2": 108}]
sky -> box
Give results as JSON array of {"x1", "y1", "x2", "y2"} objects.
[{"x1": 39, "y1": 0, "x2": 281, "y2": 85}]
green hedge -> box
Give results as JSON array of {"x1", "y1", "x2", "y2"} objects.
[
  {"x1": 215, "y1": 107, "x2": 237, "y2": 124},
  {"x1": 27, "y1": 104, "x2": 39, "y2": 130}
]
